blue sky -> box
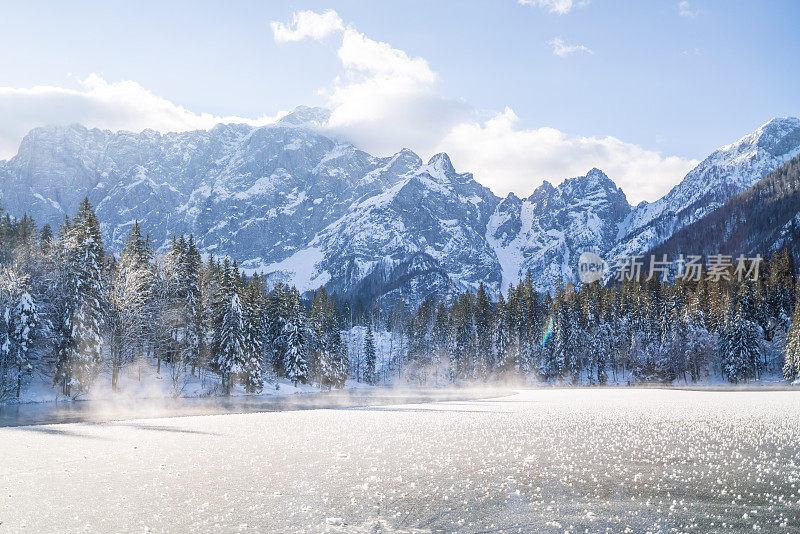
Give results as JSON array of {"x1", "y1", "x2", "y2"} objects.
[{"x1": 0, "y1": 0, "x2": 797, "y2": 202}]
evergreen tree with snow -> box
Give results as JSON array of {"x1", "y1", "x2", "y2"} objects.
[
  {"x1": 54, "y1": 198, "x2": 106, "y2": 396},
  {"x1": 0, "y1": 269, "x2": 38, "y2": 400},
  {"x1": 215, "y1": 292, "x2": 246, "y2": 394},
  {"x1": 240, "y1": 276, "x2": 265, "y2": 393},
  {"x1": 106, "y1": 222, "x2": 152, "y2": 390},
  {"x1": 363, "y1": 320, "x2": 377, "y2": 384},
  {"x1": 783, "y1": 297, "x2": 800, "y2": 383},
  {"x1": 264, "y1": 282, "x2": 290, "y2": 377},
  {"x1": 282, "y1": 287, "x2": 308, "y2": 386},
  {"x1": 184, "y1": 235, "x2": 203, "y2": 374},
  {"x1": 474, "y1": 283, "x2": 494, "y2": 377},
  {"x1": 12, "y1": 289, "x2": 37, "y2": 398},
  {"x1": 719, "y1": 302, "x2": 761, "y2": 383},
  {"x1": 309, "y1": 288, "x2": 347, "y2": 389}
]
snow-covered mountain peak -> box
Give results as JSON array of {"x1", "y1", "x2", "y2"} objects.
[
  {"x1": 585, "y1": 167, "x2": 608, "y2": 179},
  {"x1": 608, "y1": 116, "x2": 800, "y2": 269},
  {"x1": 277, "y1": 105, "x2": 332, "y2": 128},
  {"x1": 527, "y1": 180, "x2": 555, "y2": 203},
  {"x1": 560, "y1": 168, "x2": 618, "y2": 193},
  {"x1": 424, "y1": 152, "x2": 457, "y2": 178}
]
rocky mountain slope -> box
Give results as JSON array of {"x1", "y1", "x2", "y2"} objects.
[
  {"x1": 650, "y1": 153, "x2": 800, "y2": 261},
  {"x1": 607, "y1": 117, "x2": 800, "y2": 267},
  {"x1": 1, "y1": 109, "x2": 798, "y2": 303}
]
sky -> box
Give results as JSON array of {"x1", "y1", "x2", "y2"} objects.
[{"x1": 0, "y1": 0, "x2": 798, "y2": 203}]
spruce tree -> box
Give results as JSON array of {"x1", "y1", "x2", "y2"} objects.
[
  {"x1": 363, "y1": 321, "x2": 377, "y2": 384},
  {"x1": 241, "y1": 277, "x2": 265, "y2": 393},
  {"x1": 283, "y1": 287, "x2": 309, "y2": 386},
  {"x1": 55, "y1": 198, "x2": 105, "y2": 396},
  {"x1": 474, "y1": 283, "x2": 493, "y2": 377},
  {"x1": 783, "y1": 299, "x2": 800, "y2": 383},
  {"x1": 719, "y1": 304, "x2": 760, "y2": 383},
  {"x1": 215, "y1": 292, "x2": 246, "y2": 394}
]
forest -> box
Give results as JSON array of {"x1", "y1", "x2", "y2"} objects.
[{"x1": 1, "y1": 198, "x2": 799, "y2": 402}]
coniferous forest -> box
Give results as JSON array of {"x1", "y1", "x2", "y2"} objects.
[{"x1": 1, "y1": 197, "x2": 799, "y2": 402}]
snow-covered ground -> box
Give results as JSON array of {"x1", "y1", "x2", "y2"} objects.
[{"x1": 2, "y1": 389, "x2": 800, "y2": 532}]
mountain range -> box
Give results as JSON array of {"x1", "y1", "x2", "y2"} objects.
[{"x1": 1, "y1": 107, "x2": 799, "y2": 304}]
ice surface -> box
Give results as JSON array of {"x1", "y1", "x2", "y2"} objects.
[{"x1": 1, "y1": 389, "x2": 800, "y2": 532}]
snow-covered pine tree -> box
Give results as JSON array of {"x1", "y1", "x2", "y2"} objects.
[
  {"x1": 539, "y1": 282, "x2": 565, "y2": 382},
  {"x1": 588, "y1": 319, "x2": 611, "y2": 385},
  {"x1": 12, "y1": 289, "x2": 37, "y2": 398},
  {"x1": 564, "y1": 294, "x2": 587, "y2": 382},
  {"x1": 0, "y1": 267, "x2": 37, "y2": 399},
  {"x1": 240, "y1": 276, "x2": 265, "y2": 393},
  {"x1": 474, "y1": 283, "x2": 493, "y2": 377},
  {"x1": 363, "y1": 320, "x2": 377, "y2": 384},
  {"x1": 282, "y1": 287, "x2": 308, "y2": 386},
  {"x1": 449, "y1": 292, "x2": 475, "y2": 380},
  {"x1": 308, "y1": 288, "x2": 347, "y2": 389},
  {"x1": 493, "y1": 294, "x2": 508, "y2": 376},
  {"x1": 264, "y1": 282, "x2": 290, "y2": 377},
  {"x1": 215, "y1": 292, "x2": 246, "y2": 394},
  {"x1": 684, "y1": 314, "x2": 716, "y2": 382},
  {"x1": 54, "y1": 198, "x2": 106, "y2": 396},
  {"x1": 106, "y1": 222, "x2": 153, "y2": 390},
  {"x1": 199, "y1": 254, "x2": 221, "y2": 374},
  {"x1": 719, "y1": 303, "x2": 761, "y2": 383},
  {"x1": 783, "y1": 297, "x2": 800, "y2": 383},
  {"x1": 184, "y1": 235, "x2": 203, "y2": 374}
]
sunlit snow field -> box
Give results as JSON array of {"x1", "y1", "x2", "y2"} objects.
[{"x1": 2, "y1": 389, "x2": 800, "y2": 533}]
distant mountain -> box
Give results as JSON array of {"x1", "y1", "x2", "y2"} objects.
[
  {"x1": 608, "y1": 117, "x2": 800, "y2": 266},
  {"x1": 487, "y1": 168, "x2": 630, "y2": 292},
  {"x1": 650, "y1": 153, "x2": 800, "y2": 261},
  {"x1": 1, "y1": 109, "x2": 798, "y2": 303}
]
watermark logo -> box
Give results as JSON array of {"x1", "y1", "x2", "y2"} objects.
[
  {"x1": 612, "y1": 253, "x2": 763, "y2": 282},
  {"x1": 577, "y1": 251, "x2": 608, "y2": 284}
]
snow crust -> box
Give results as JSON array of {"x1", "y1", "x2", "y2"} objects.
[{"x1": 2, "y1": 388, "x2": 799, "y2": 532}]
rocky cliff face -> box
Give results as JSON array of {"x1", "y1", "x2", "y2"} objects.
[{"x1": 2, "y1": 110, "x2": 798, "y2": 303}]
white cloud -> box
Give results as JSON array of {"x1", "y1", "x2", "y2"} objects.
[
  {"x1": 437, "y1": 108, "x2": 698, "y2": 203},
  {"x1": 267, "y1": 9, "x2": 694, "y2": 203},
  {"x1": 678, "y1": 1, "x2": 700, "y2": 18},
  {"x1": 518, "y1": 0, "x2": 586, "y2": 15},
  {"x1": 270, "y1": 9, "x2": 343, "y2": 43},
  {"x1": 548, "y1": 37, "x2": 593, "y2": 57},
  {"x1": 0, "y1": 74, "x2": 283, "y2": 159},
  {"x1": 320, "y1": 28, "x2": 477, "y2": 155}
]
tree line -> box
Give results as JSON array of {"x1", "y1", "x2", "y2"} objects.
[
  {"x1": 0, "y1": 198, "x2": 358, "y2": 400},
  {"x1": 2, "y1": 197, "x2": 800, "y2": 402},
  {"x1": 403, "y1": 252, "x2": 799, "y2": 385}
]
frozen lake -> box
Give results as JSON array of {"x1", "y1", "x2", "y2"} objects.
[{"x1": 2, "y1": 389, "x2": 799, "y2": 532}]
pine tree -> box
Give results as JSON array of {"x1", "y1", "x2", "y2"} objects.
[
  {"x1": 494, "y1": 294, "x2": 508, "y2": 375},
  {"x1": 309, "y1": 288, "x2": 347, "y2": 389},
  {"x1": 241, "y1": 276, "x2": 265, "y2": 393},
  {"x1": 55, "y1": 198, "x2": 106, "y2": 396},
  {"x1": 12, "y1": 289, "x2": 37, "y2": 398},
  {"x1": 0, "y1": 268, "x2": 38, "y2": 400},
  {"x1": 474, "y1": 283, "x2": 493, "y2": 378},
  {"x1": 783, "y1": 299, "x2": 800, "y2": 383},
  {"x1": 215, "y1": 292, "x2": 246, "y2": 394},
  {"x1": 184, "y1": 235, "x2": 203, "y2": 374},
  {"x1": 282, "y1": 287, "x2": 308, "y2": 386},
  {"x1": 363, "y1": 320, "x2": 377, "y2": 384},
  {"x1": 106, "y1": 222, "x2": 152, "y2": 390},
  {"x1": 719, "y1": 304, "x2": 761, "y2": 383}
]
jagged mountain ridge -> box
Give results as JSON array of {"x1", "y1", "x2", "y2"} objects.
[
  {"x1": 650, "y1": 153, "x2": 800, "y2": 261},
  {"x1": 1, "y1": 110, "x2": 799, "y2": 302},
  {"x1": 607, "y1": 117, "x2": 800, "y2": 267}
]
